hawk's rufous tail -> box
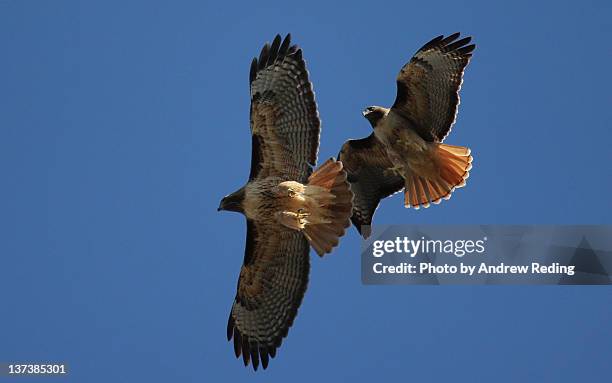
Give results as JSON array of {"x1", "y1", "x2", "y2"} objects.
[
  {"x1": 404, "y1": 144, "x2": 472, "y2": 209},
  {"x1": 303, "y1": 158, "x2": 353, "y2": 256}
]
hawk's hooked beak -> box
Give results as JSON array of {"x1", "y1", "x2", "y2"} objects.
[
  {"x1": 362, "y1": 106, "x2": 384, "y2": 128},
  {"x1": 218, "y1": 187, "x2": 246, "y2": 213}
]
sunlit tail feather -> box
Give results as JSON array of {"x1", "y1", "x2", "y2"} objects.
[
  {"x1": 404, "y1": 144, "x2": 472, "y2": 209},
  {"x1": 303, "y1": 158, "x2": 354, "y2": 256}
]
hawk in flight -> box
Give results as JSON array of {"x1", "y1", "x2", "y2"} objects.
[
  {"x1": 218, "y1": 34, "x2": 353, "y2": 370},
  {"x1": 339, "y1": 33, "x2": 475, "y2": 238}
]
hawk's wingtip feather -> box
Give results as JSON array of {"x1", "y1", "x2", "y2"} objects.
[
  {"x1": 226, "y1": 314, "x2": 234, "y2": 341},
  {"x1": 250, "y1": 33, "x2": 298, "y2": 85},
  {"x1": 446, "y1": 36, "x2": 472, "y2": 52},
  {"x1": 440, "y1": 32, "x2": 461, "y2": 45},
  {"x1": 258, "y1": 43, "x2": 270, "y2": 70}
]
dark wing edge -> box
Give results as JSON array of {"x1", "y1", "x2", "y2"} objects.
[
  {"x1": 338, "y1": 134, "x2": 404, "y2": 238},
  {"x1": 227, "y1": 220, "x2": 310, "y2": 371},
  {"x1": 248, "y1": 34, "x2": 321, "y2": 183},
  {"x1": 391, "y1": 33, "x2": 475, "y2": 142}
]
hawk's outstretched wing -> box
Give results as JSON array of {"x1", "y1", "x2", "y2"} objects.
[
  {"x1": 391, "y1": 33, "x2": 475, "y2": 142},
  {"x1": 249, "y1": 34, "x2": 320, "y2": 184},
  {"x1": 227, "y1": 220, "x2": 310, "y2": 370},
  {"x1": 338, "y1": 134, "x2": 404, "y2": 238}
]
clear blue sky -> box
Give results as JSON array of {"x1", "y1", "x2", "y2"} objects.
[{"x1": 1, "y1": 1, "x2": 611, "y2": 382}]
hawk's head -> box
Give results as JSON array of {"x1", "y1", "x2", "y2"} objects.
[
  {"x1": 218, "y1": 187, "x2": 246, "y2": 213},
  {"x1": 362, "y1": 106, "x2": 387, "y2": 128}
]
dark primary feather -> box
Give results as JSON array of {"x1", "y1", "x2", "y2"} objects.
[
  {"x1": 248, "y1": 34, "x2": 320, "y2": 183},
  {"x1": 227, "y1": 220, "x2": 310, "y2": 370},
  {"x1": 338, "y1": 134, "x2": 404, "y2": 238},
  {"x1": 392, "y1": 32, "x2": 475, "y2": 142}
]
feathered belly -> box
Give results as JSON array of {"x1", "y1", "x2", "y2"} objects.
[
  {"x1": 242, "y1": 178, "x2": 327, "y2": 226},
  {"x1": 375, "y1": 119, "x2": 439, "y2": 179}
]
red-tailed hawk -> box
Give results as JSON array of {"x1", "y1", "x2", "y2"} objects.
[
  {"x1": 218, "y1": 34, "x2": 353, "y2": 370},
  {"x1": 338, "y1": 33, "x2": 475, "y2": 238}
]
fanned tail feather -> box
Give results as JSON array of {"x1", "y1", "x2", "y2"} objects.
[
  {"x1": 304, "y1": 158, "x2": 354, "y2": 256},
  {"x1": 404, "y1": 144, "x2": 472, "y2": 209}
]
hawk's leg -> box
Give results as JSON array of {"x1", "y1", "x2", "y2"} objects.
[
  {"x1": 276, "y1": 209, "x2": 310, "y2": 231},
  {"x1": 296, "y1": 208, "x2": 310, "y2": 227}
]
